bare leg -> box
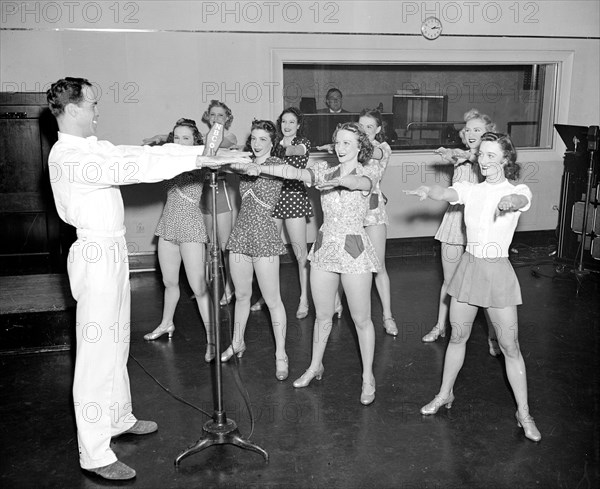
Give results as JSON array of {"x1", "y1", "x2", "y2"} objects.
[
  {"x1": 423, "y1": 243, "x2": 464, "y2": 342},
  {"x1": 483, "y1": 309, "x2": 501, "y2": 356},
  {"x1": 421, "y1": 297, "x2": 477, "y2": 414},
  {"x1": 145, "y1": 238, "x2": 181, "y2": 339},
  {"x1": 306, "y1": 269, "x2": 338, "y2": 370},
  {"x1": 224, "y1": 252, "x2": 253, "y2": 359},
  {"x1": 486, "y1": 306, "x2": 541, "y2": 440},
  {"x1": 254, "y1": 256, "x2": 287, "y2": 359},
  {"x1": 180, "y1": 242, "x2": 213, "y2": 360},
  {"x1": 341, "y1": 272, "x2": 377, "y2": 399},
  {"x1": 283, "y1": 217, "x2": 310, "y2": 317},
  {"x1": 365, "y1": 223, "x2": 396, "y2": 335},
  {"x1": 216, "y1": 210, "x2": 234, "y2": 299},
  {"x1": 255, "y1": 256, "x2": 288, "y2": 379}
]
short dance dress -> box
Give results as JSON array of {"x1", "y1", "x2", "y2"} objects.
[
  {"x1": 434, "y1": 155, "x2": 482, "y2": 245},
  {"x1": 226, "y1": 157, "x2": 287, "y2": 257},
  {"x1": 363, "y1": 141, "x2": 392, "y2": 227},
  {"x1": 155, "y1": 171, "x2": 208, "y2": 244},
  {"x1": 272, "y1": 136, "x2": 314, "y2": 219},
  {"x1": 307, "y1": 161, "x2": 381, "y2": 274},
  {"x1": 447, "y1": 180, "x2": 532, "y2": 308}
]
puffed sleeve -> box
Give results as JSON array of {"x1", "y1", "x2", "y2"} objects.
[
  {"x1": 449, "y1": 181, "x2": 475, "y2": 205},
  {"x1": 512, "y1": 184, "x2": 533, "y2": 212}
]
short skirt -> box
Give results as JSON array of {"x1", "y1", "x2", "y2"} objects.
[
  {"x1": 447, "y1": 252, "x2": 522, "y2": 308},
  {"x1": 434, "y1": 203, "x2": 467, "y2": 245}
]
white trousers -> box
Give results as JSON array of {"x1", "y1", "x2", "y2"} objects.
[{"x1": 67, "y1": 232, "x2": 137, "y2": 469}]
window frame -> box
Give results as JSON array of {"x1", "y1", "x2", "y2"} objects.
[{"x1": 270, "y1": 47, "x2": 574, "y2": 164}]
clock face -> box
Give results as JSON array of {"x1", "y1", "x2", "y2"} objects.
[{"x1": 421, "y1": 16, "x2": 442, "y2": 40}]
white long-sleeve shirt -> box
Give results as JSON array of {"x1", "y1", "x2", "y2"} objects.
[
  {"x1": 49, "y1": 132, "x2": 207, "y2": 234},
  {"x1": 450, "y1": 180, "x2": 532, "y2": 259}
]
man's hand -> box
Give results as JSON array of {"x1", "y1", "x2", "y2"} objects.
[{"x1": 196, "y1": 151, "x2": 252, "y2": 169}]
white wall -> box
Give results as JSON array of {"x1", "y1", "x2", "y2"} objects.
[{"x1": 2, "y1": 0, "x2": 599, "y2": 250}]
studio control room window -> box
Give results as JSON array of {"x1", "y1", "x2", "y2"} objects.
[{"x1": 283, "y1": 63, "x2": 557, "y2": 151}]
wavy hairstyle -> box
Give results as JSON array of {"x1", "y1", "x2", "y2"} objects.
[
  {"x1": 165, "y1": 118, "x2": 203, "y2": 145},
  {"x1": 459, "y1": 108, "x2": 497, "y2": 145},
  {"x1": 201, "y1": 100, "x2": 234, "y2": 130},
  {"x1": 332, "y1": 122, "x2": 374, "y2": 165},
  {"x1": 359, "y1": 108, "x2": 386, "y2": 143},
  {"x1": 480, "y1": 132, "x2": 520, "y2": 180},
  {"x1": 276, "y1": 107, "x2": 305, "y2": 139},
  {"x1": 46, "y1": 77, "x2": 93, "y2": 117},
  {"x1": 244, "y1": 119, "x2": 281, "y2": 157}
]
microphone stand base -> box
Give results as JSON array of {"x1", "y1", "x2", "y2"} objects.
[{"x1": 175, "y1": 416, "x2": 269, "y2": 465}]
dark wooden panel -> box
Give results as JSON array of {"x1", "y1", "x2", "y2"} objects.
[
  {"x1": 0, "y1": 93, "x2": 64, "y2": 274},
  {"x1": 0, "y1": 212, "x2": 49, "y2": 254}
]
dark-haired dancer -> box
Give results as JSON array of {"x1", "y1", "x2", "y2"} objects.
[
  {"x1": 251, "y1": 107, "x2": 314, "y2": 319},
  {"x1": 405, "y1": 132, "x2": 541, "y2": 442},
  {"x1": 220, "y1": 120, "x2": 289, "y2": 382},
  {"x1": 144, "y1": 118, "x2": 215, "y2": 363}
]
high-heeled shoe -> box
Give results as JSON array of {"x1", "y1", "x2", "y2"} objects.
[
  {"x1": 296, "y1": 301, "x2": 309, "y2": 319},
  {"x1": 516, "y1": 411, "x2": 542, "y2": 442},
  {"x1": 293, "y1": 365, "x2": 324, "y2": 388},
  {"x1": 488, "y1": 337, "x2": 502, "y2": 357},
  {"x1": 250, "y1": 297, "x2": 264, "y2": 312},
  {"x1": 275, "y1": 356, "x2": 289, "y2": 381},
  {"x1": 144, "y1": 323, "x2": 175, "y2": 341},
  {"x1": 219, "y1": 292, "x2": 234, "y2": 306},
  {"x1": 333, "y1": 301, "x2": 343, "y2": 319},
  {"x1": 360, "y1": 378, "x2": 376, "y2": 405},
  {"x1": 422, "y1": 325, "x2": 446, "y2": 343},
  {"x1": 205, "y1": 343, "x2": 216, "y2": 363},
  {"x1": 383, "y1": 316, "x2": 398, "y2": 336},
  {"x1": 420, "y1": 392, "x2": 455, "y2": 415},
  {"x1": 220, "y1": 343, "x2": 246, "y2": 362}
]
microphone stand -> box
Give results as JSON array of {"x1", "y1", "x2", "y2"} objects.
[
  {"x1": 573, "y1": 126, "x2": 599, "y2": 295},
  {"x1": 175, "y1": 127, "x2": 268, "y2": 466}
]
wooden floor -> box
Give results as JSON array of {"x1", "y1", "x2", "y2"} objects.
[{"x1": 1, "y1": 242, "x2": 599, "y2": 488}]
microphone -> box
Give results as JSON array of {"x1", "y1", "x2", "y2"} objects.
[{"x1": 203, "y1": 122, "x2": 224, "y2": 156}]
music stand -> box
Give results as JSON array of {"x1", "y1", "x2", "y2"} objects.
[{"x1": 175, "y1": 123, "x2": 268, "y2": 466}]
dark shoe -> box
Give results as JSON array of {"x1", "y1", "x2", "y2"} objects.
[
  {"x1": 86, "y1": 460, "x2": 136, "y2": 480},
  {"x1": 114, "y1": 420, "x2": 158, "y2": 437}
]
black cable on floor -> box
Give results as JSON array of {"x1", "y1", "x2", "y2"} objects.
[
  {"x1": 129, "y1": 353, "x2": 213, "y2": 418},
  {"x1": 128, "y1": 249, "x2": 257, "y2": 439}
]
